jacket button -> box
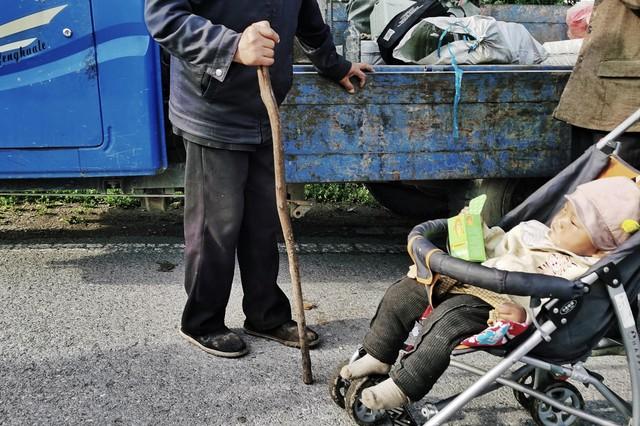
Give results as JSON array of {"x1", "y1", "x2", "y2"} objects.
[{"x1": 215, "y1": 68, "x2": 223, "y2": 77}]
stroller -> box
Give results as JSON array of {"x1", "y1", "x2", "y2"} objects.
[{"x1": 329, "y1": 108, "x2": 640, "y2": 426}]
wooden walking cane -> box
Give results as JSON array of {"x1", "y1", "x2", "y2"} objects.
[{"x1": 257, "y1": 66, "x2": 313, "y2": 385}]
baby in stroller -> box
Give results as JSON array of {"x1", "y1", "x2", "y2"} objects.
[{"x1": 339, "y1": 176, "x2": 640, "y2": 411}]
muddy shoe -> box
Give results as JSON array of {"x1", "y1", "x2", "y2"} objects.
[
  {"x1": 243, "y1": 320, "x2": 320, "y2": 348},
  {"x1": 179, "y1": 328, "x2": 248, "y2": 358}
]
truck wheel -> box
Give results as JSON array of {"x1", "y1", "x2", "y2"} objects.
[{"x1": 365, "y1": 182, "x2": 450, "y2": 220}]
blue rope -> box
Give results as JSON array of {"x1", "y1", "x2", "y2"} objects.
[
  {"x1": 449, "y1": 42, "x2": 463, "y2": 140},
  {"x1": 434, "y1": 21, "x2": 481, "y2": 139}
]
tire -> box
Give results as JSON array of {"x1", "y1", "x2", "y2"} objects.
[
  {"x1": 366, "y1": 178, "x2": 547, "y2": 224},
  {"x1": 344, "y1": 376, "x2": 390, "y2": 426},
  {"x1": 365, "y1": 182, "x2": 451, "y2": 220},
  {"x1": 329, "y1": 360, "x2": 350, "y2": 409},
  {"x1": 529, "y1": 382, "x2": 585, "y2": 426},
  {"x1": 513, "y1": 370, "x2": 536, "y2": 412}
]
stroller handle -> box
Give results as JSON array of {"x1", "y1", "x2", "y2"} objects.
[{"x1": 408, "y1": 220, "x2": 585, "y2": 300}]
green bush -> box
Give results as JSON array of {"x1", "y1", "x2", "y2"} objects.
[
  {"x1": 305, "y1": 183, "x2": 377, "y2": 205},
  {"x1": 0, "y1": 189, "x2": 140, "y2": 209}
]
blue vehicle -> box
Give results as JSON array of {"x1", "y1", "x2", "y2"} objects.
[{"x1": 0, "y1": 1, "x2": 574, "y2": 221}]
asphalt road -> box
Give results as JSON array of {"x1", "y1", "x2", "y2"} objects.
[{"x1": 0, "y1": 237, "x2": 632, "y2": 425}]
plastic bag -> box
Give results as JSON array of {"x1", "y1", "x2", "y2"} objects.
[{"x1": 566, "y1": 0, "x2": 594, "y2": 39}]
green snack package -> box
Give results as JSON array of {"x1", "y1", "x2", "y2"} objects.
[{"x1": 447, "y1": 194, "x2": 487, "y2": 262}]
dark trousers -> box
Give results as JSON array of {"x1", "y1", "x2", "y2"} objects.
[
  {"x1": 363, "y1": 277, "x2": 490, "y2": 401},
  {"x1": 572, "y1": 126, "x2": 640, "y2": 169},
  {"x1": 181, "y1": 140, "x2": 291, "y2": 335}
]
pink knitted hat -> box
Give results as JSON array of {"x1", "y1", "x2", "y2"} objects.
[{"x1": 565, "y1": 177, "x2": 640, "y2": 251}]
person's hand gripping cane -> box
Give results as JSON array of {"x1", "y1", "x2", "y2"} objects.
[{"x1": 233, "y1": 21, "x2": 280, "y2": 66}]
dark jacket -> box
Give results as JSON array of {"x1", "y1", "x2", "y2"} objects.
[
  {"x1": 144, "y1": 0, "x2": 351, "y2": 145},
  {"x1": 554, "y1": 0, "x2": 640, "y2": 132}
]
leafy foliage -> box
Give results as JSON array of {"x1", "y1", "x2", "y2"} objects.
[
  {"x1": 0, "y1": 189, "x2": 140, "y2": 209},
  {"x1": 304, "y1": 183, "x2": 377, "y2": 205}
]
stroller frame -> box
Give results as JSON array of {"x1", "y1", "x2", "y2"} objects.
[{"x1": 422, "y1": 266, "x2": 640, "y2": 426}]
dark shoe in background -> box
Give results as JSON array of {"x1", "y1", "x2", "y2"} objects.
[
  {"x1": 244, "y1": 320, "x2": 320, "y2": 349},
  {"x1": 179, "y1": 327, "x2": 248, "y2": 358}
]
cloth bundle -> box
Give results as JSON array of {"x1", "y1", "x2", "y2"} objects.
[{"x1": 393, "y1": 15, "x2": 548, "y2": 65}]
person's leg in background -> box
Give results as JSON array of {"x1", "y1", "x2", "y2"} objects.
[{"x1": 572, "y1": 126, "x2": 640, "y2": 168}]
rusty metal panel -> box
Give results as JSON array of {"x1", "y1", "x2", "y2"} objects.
[{"x1": 281, "y1": 65, "x2": 572, "y2": 183}]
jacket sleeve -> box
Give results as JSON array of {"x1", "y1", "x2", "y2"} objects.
[
  {"x1": 296, "y1": 0, "x2": 352, "y2": 81},
  {"x1": 144, "y1": 0, "x2": 241, "y2": 82}
]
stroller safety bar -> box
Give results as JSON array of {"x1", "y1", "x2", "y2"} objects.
[{"x1": 409, "y1": 220, "x2": 586, "y2": 300}]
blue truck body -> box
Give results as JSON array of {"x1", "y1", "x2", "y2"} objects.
[{"x1": 0, "y1": 1, "x2": 573, "y2": 204}]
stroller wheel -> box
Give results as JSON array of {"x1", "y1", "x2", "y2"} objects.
[
  {"x1": 344, "y1": 375, "x2": 389, "y2": 425},
  {"x1": 513, "y1": 370, "x2": 536, "y2": 411},
  {"x1": 329, "y1": 360, "x2": 350, "y2": 409},
  {"x1": 530, "y1": 382, "x2": 585, "y2": 426}
]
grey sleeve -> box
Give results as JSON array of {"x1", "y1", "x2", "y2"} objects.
[
  {"x1": 144, "y1": 0, "x2": 241, "y2": 82},
  {"x1": 296, "y1": 0, "x2": 351, "y2": 81}
]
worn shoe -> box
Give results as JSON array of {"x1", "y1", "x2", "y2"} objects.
[
  {"x1": 243, "y1": 320, "x2": 320, "y2": 348},
  {"x1": 179, "y1": 327, "x2": 248, "y2": 358}
]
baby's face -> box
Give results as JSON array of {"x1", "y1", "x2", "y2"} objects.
[{"x1": 548, "y1": 201, "x2": 598, "y2": 256}]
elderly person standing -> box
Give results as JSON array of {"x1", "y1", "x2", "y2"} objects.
[
  {"x1": 554, "y1": 0, "x2": 640, "y2": 167},
  {"x1": 144, "y1": 0, "x2": 372, "y2": 358}
]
